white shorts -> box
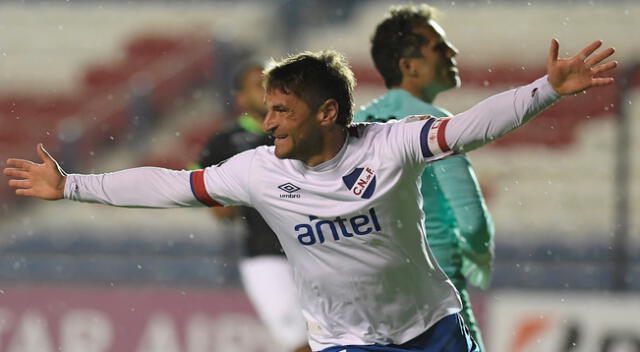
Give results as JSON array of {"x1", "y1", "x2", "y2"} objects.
[{"x1": 239, "y1": 255, "x2": 308, "y2": 350}]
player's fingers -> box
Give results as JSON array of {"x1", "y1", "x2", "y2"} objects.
[
  {"x1": 8, "y1": 179, "x2": 31, "y2": 189},
  {"x1": 548, "y1": 38, "x2": 559, "y2": 63},
  {"x1": 591, "y1": 60, "x2": 618, "y2": 75},
  {"x1": 591, "y1": 77, "x2": 615, "y2": 87},
  {"x1": 585, "y1": 47, "x2": 615, "y2": 67},
  {"x1": 577, "y1": 40, "x2": 603, "y2": 61},
  {"x1": 5, "y1": 158, "x2": 35, "y2": 170},
  {"x1": 3, "y1": 168, "x2": 30, "y2": 179},
  {"x1": 37, "y1": 143, "x2": 54, "y2": 165},
  {"x1": 15, "y1": 188, "x2": 35, "y2": 197}
]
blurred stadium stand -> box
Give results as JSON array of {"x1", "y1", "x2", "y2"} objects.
[
  {"x1": 0, "y1": 0, "x2": 638, "y2": 291},
  {"x1": 0, "y1": 234, "x2": 242, "y2": 285},
  {"x1": 0, "y1": 2, "x2": 638, "y2": 351}
]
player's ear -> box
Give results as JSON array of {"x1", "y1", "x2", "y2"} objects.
[
  {"x1": 399, "y1": 57, "x2": 417, "y2": 78},
  {"x1": 317, "y1": 99, "x2": 339, "y2": 126}
]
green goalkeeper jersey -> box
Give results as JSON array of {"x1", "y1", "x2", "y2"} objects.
[{"x1": 355, "y1": 88, "x2": 495, "y2": 350}]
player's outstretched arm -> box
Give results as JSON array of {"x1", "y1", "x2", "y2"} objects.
[
  {"x1": 4, "y1": 144, "x2": 207, "y2": 208},
  {"x1": 547, "y1": 39, "x2": 617, "y2": 95},
  {"x1": 4, "y1": 144, "x2": 66, "y2": 200},
  {"x1": 438, "y1": 39, "x2": 617, "y2": 153}
]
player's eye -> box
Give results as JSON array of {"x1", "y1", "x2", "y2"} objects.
[{"x1": 435, "y1": 42, "x2": 448, "y2": 52}]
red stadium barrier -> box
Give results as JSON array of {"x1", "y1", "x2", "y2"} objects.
[{"x1": 0, "y1": 284, "x2": 276, "y2": 352}]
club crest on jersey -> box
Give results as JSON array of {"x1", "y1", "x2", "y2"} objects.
[{"x1": 342, "y1": 167, "x2": 377, "y2": 199}]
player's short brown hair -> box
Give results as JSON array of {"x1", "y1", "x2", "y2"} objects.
[
  {"x1": 371, "y1": 4, "x2": 438, "y2": 88},
  {"x1": 263, "y1": 50, "x2": 356, "y2": 127}
]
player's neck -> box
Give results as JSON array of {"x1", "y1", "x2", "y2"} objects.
[
  {"x1": 303, "y1": 128, "x2": 347, "y2": 167},
  {"x1": 395, "y1": 84, "x2": 437, "y2": 104}
]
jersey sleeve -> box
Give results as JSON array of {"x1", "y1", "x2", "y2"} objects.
[
  {"x1": 386, "y1": 75, "x2": 560, "y2": 164},
  {"x1": 198, "y1": 134, "x2": 233, "y2": 168},
  {"x1": 444, "y1": 75, "x2": 560, "y2": 152},
  {"x1": 377, "y1": 115, "x2": 456, "y2": 165},
  {"x1": 193, "y1": 149, "x2": 254, "y2": 207},
  {"x1": 65, "y1": 167, "x2": 202, "y2": 208},
  {"x1": 64, "y1": 149, "x2": 255, "y2": 208},
  {"x1": 433, "y1": 155, "x2": 494, "y2": 253},
  {"x1": 431, "y1": 155, "x2": 495, "y2": 289}
]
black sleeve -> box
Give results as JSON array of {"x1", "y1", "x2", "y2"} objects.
[{"x1": 198, "y1": 133, "x2": 235, "y2": 168}]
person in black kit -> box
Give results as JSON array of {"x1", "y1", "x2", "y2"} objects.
[{"x1": 198, "y1": 62, "x2": 311, "y2": 352}]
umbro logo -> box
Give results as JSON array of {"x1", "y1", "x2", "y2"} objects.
[
  {"x1": 342, "y1": 166, "x2": 377, "y2": 199},
  {"x1": 278, "y1": 182, "x2": 300, "y2": 193},
  {"x1": 278, "y1": 182, "x2": 301, "y2": 199}
]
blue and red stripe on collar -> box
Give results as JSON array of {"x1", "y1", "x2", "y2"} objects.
[
  {"x1": 420, "y1": 117, "x2": 451, "y2": 158},
  {"x1": 189, "y1": 169, "x2": 221, "y2": 207}
]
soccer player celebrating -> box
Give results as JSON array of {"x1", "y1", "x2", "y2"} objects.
[
  {"x1": 4, "y1": 40, "x2": 615, "y2": 352},
  {"x1": 354, "y1": 5, "x2": 493, "y2": 349},
  {"x1": 197, "y1": 61, "x2": 311, "y2": 352}
]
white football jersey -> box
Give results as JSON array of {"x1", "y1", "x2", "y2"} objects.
[{"x1": 65, "y1": 76, "x2": 559, "y2": 350}]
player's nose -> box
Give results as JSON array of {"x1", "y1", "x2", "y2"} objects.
[
  {"x1": 445, "y1": 41, "x2": 459, "y2": 58},
  {"x1": 263, "y1": 110, "x2": 277, "y2": 134}
]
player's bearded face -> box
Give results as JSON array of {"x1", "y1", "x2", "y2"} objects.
[
  {"x1": 414, "y1": 21, "x2": 460, "y2": 94},
  {"x1": 263, "y1": 90, "x2": 323, "y2": 163}
]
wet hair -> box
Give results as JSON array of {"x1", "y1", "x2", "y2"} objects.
[
  {"x1": 371, "y1": 4, "x2": 437, "y2": 88},
  {"x1": 263, "y1": 50, "x2": 355, "y2": 127}
]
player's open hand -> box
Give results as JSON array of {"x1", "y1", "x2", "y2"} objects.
[
  {"x1": 547, "y1": 39, "x2": 617, "y2": 95},
  {"x1": 3, "y1": 144, "x2": 66, "y2": 200}
]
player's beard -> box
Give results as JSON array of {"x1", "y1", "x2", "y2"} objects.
[{"x1": 442, "y1": 65, "x2": 460, "y2": 90}]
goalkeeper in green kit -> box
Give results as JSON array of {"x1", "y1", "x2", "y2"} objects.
[{"x1": 355, "y1": 5, "x2": 493, "y2": 350}]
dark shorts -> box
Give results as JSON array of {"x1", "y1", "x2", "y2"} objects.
[{"x1": 321, "y1": 314, "x2": 479, "y2": 352}]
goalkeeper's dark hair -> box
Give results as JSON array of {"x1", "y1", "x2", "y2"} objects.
[
  {"x1": 371, "y1": 4, "x2": 437, "y2": 88},
  {"x1": 263, "y1": 50, "x2": 356, "y2": 127}
]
